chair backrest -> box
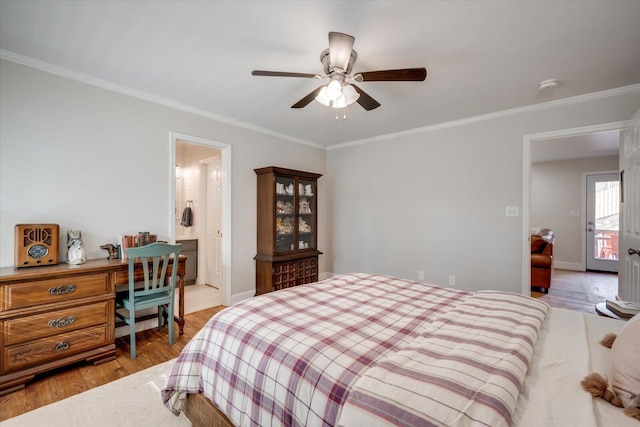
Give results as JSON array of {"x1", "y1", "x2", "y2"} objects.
[{"x1": 125, "y1": 243, "x2": 182, "y2": 297}]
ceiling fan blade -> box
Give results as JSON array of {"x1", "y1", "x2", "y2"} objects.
[
  {"x1": 291, "y1": 87, "x2": 323, "y2": 109},
  {"x1": 252, "y1": 70, "x2": 318, "y2": 78},
  {"x1": 328, "y1": 32, "x2": 355, "y2": 71},
  {"x1": 358, "y1": 68, "x2": 427, "y2": 82},
  {"x1": 351, "y1": 84, "x2": 381, "y2": 111}
]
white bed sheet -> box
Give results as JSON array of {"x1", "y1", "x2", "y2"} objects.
[{"x1": 513, "y1": 307, "x2": 635, "y2": 427}]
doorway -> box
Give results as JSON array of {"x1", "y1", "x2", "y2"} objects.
[
  {"x1": 170, "y1": 132, "x2": 232, "y2": 307},
  {"x1": 523, "y1": 122, "x2": 625, "y2": 296},
  {"x1": 585, "y1": 172, "x2": 619, "y2": 272}
]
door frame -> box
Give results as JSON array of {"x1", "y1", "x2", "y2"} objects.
[
  {"x1": 169, "y1": 132, "x2": 232, "y2": 306},
  {"x1": 522, "y1": 121, "x2": 626, "y2": 296}
]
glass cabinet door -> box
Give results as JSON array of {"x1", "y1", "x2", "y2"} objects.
[
  {"x1": 274, "y1": 175, "x2": 295, "y2": 253},
  {"x1": 297, "y1": 178, "x2": 316, "y2": 250}
]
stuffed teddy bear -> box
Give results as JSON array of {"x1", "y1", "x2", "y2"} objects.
[
  {"x1": 581, "y1": 313, "x2": 640, "y2": 419},
  {"x1": 299, "y1": 218, "x2": 311, "y2": 233},
  {"x1": 282, "y1": 217, "x2": 293, "y2": 234},
  {"x1": 299, "y1": 197, "x2": 312, "y2": 214}
]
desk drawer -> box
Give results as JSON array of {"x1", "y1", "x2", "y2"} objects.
[
  {"x1": 1, "y1": 273, "x2": 109, "y2": 310},
  {"x1": 4, "y1": 324, "x2": 109, "y2": 372},
  {"x1": 3, "y1": 301, "x2": 112, "y2": 346}
]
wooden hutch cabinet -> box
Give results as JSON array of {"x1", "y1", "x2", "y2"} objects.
[{"x1": 254, "y1": 166, "x2": 322, "y2": 295}]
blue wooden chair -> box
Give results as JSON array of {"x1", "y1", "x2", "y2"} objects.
[{"x1": 115, "y1": 242, "x2": 182, "y2": 358}]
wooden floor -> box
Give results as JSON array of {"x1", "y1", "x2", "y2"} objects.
[
  {"x1": 1, "y1": 271, "x2": 617, "y2": 422},
  {"x1": 0, "y1": 305, "x2": 225, "y2": 422},
  {"x1": 531, "y1": 269, "x2": 618, "y2": 314}
]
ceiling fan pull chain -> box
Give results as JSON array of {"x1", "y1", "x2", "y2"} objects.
[{"x1": 334, "y1": 107, "x2": 347, "y2": 121}]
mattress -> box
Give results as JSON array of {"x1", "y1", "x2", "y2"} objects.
[
  {"x1": 513, "y1": 306, "x2": 634, "y2": 427},
  {"x1": 162, "y1": 273, "x2": 634, "y2": 426}
]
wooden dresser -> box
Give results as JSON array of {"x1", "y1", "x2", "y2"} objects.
[{"x1": 0, "y1": 257, "x2": 186, "y2": 395}]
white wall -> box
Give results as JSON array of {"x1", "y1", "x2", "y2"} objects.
[
  {"x1": 0, "y1": 60, "x2": 326, "y2": 299},
  {"x1": 3, "y1": 58, "x2": 639, "y2": 298},
  {"x1": 530, "y1": 156, "x2": 619, "y2": 269},
  {"x1": 327, "y1": 91, "x2": 640, "y2": 293}
]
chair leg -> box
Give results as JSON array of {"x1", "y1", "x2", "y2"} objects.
[
  {"x1": 168, "y1": 299, "x2": 174, "y2": 345},
  {"x1": 158, "y1": 306, "x2": 164, "y2": 331},
  {"x1": 130, "y1": 316, "x2": 137, "y2": 359}
]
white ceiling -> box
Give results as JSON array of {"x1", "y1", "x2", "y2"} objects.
[
  {"x1": 1, "y1": 1, "x2": 639, "y2": 150},
  {"x1": 531, "y1": 130, "x2": 620, "y2": 163}
]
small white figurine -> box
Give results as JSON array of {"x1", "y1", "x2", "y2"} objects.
[{"x1": 67, "y1": 229, "x2": 86, "y2": 265}]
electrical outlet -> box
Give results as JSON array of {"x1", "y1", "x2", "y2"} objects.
[
  {"x1": 449, "y1": 275, "x2": 456, "y2": 286},
  {"x1": 418, "y1": 271, "x2": 424, "y2": 280}
]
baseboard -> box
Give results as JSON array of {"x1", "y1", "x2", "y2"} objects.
[
  {"x1": 115, "y1": 317, "x2": 161, "y2": 339},
  {"x1": 229, "y1": 274, "x2": 334, "y2": 305},
  {"x1": 554, "y1": 262, "x2": 584, "y2": 271},
  {"x1": 231, "y1": 289, "x2": 255, "y2": 305},
  {"x1": 319, "y1": 272, "x2": 336, "y2": 281}
]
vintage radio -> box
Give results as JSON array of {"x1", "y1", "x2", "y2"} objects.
[{"x1": 14, "y1": 224, "x2": 60, "y2": 267}]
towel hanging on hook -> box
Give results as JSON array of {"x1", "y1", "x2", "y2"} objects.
[{"x1": 181, "y1": 201, "x2": 193, "y2": 227}]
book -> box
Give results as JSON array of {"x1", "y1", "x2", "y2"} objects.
[{"x1": 606, "y1": 300, "x2": 640, "y2": 319}]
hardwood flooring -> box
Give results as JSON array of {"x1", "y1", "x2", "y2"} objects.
[
  {"x1": 530, "y1": 268, "x2": 618, "y2": 314},
  {"x1": 0, "y1": 305, "x2": 225, "y2": 422}
]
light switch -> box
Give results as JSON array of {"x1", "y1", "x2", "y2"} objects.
[{"x1": 506, "y1": 206, "x2": 519, "y2": 217}]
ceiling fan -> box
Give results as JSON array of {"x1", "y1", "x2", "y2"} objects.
[{"x1": 252, "y1": 32, "x2": 427, "y2": 113}]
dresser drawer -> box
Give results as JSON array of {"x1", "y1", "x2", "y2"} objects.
[
  {"x1": 1, "y1": 273, "x2": 109, "y2": 311},
  {"x1": 4, "y1": 324, "x2": 109, "y2": 372},
  {"x1": 3, "y1": 301, "x2": 112, "y2": 346}
]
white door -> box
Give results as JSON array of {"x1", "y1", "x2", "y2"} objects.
[
  {"x1": 586, "y1": 173, "x2": 620, "y2": 272},
  {"x1": 619, "y1": 108, "x2": 640, "y2": 302},
  {"x1": 206, "y1": 158, "x2": 223, "y2": 287}
]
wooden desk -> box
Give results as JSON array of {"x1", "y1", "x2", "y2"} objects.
[{"x1": 0, "y1": 256, "x2": 186, "y2": 395}]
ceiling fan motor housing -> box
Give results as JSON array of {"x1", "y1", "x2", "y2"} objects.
[{"x1": 320, "y1": 48, "x2": 358, "y2": 75}]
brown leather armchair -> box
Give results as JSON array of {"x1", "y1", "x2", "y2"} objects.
[{"x1": 531, "y1": 231, "x2": 555, "y2": 293}]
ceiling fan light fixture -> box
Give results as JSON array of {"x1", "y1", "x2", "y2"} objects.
[
  {"x1": 342, "y1": 84, "x2": 360, "y2": 105},
  {"x1": 326, "y1": 79, "x2": 343, "y2": 101},
  {"x1": 315, "y1": 83, "x2": 359, "y2": 109},
  {"x1": 315, "y1": 86, "x2": 331, "y2": 107}
]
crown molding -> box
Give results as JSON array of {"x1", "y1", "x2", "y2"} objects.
[
  {"x1": 0, "y1": 50, "x2": 324, "y2": 150},
  {"x1": 3, "y1": 49, "x2": 638, "y2": 152},
  {"x1": 328, "y1": 84, "x2": 640, "y2": 151}
]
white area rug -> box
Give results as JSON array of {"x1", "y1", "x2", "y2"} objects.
[{"x1": 3, "y1": 360, "x2": 190, "y2": 427}]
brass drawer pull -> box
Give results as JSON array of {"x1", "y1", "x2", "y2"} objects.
[
  {"x1": 54, "y1": 342, "x2": 70, "y2": 352},
  {"x1": 48, "y1": 316, "x2": 77, "y2": 328},
  {"x1": 48, "y1": 284, "x2": 76, "y2": 295}
]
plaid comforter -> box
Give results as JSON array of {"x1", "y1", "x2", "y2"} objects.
[{"x1": 162, "y1": 273, "x2": 548, "y2": 427}]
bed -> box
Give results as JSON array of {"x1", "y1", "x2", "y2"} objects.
[{"x1": 161, "y1": 273, "x2": 635, "y2": 427}]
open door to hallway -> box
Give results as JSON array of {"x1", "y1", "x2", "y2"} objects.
[{"x1": 619, "y1": 108, "x2": 640, "y2": 303}]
